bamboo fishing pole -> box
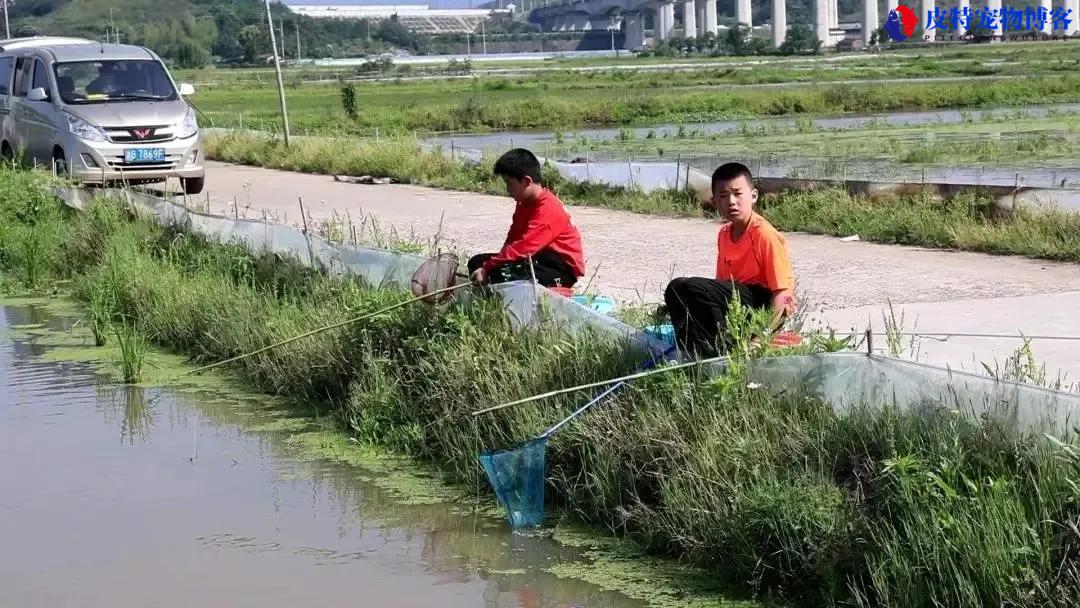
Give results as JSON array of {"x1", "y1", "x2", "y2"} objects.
[
  {"x1": 184, "y1": 282, "x2": 469, "y2": 377},
  {"x1": 471, "y1": 353, "x2": 729, "y2": 417}
]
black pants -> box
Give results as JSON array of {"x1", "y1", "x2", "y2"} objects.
[
  {"x1": 663, "y1": 277, "x2": 773, "y2": 357},
  {"x1": 468, "y1": 248, "x2": 578, "y2": 288}
]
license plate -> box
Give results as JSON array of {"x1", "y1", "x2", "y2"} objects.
[{"x1": 124, "y1": 148, "x2": 166, "y2": 163}]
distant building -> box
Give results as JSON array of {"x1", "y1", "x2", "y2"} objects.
[{"x1": 290, "y1": 4, "x2": 513, "y2": 33}]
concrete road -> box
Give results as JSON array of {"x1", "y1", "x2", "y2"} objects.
[{"x1": 166, "y1": 162, "x2": 1080, "y2": 387}]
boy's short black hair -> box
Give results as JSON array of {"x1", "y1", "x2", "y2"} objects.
[
  {"x1": 494, "y1": 148, "x2": 543, "y2": 185},
  {"x1": 712, "y1": 162, "x2": 754, "y2": 188}
]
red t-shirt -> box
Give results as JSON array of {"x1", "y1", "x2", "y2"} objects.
[{"x1": 483, "y1": 189, "x2": 586, "y2": 277}]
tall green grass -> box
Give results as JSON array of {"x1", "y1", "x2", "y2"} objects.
[
  {"x1": 113, "y1": 322, "x2": 147, "y2": 384},
  {"x1": 4, "y1": 165, "x2": 1080, "y2": 605}
]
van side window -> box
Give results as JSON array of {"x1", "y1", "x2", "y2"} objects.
[
  {"x1": 32, "y1": 59, "x2": 52, "y2": 100},
  {"x1": 0, "y1": 57, "x2": 13, "y2": 96},
  {"x1": 13, "y1": 57, "x2": 29, "y2": 97}
]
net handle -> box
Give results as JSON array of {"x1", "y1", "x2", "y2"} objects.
[{"x1": 539, "y1": 345, "x2": 678, "y2": 439}]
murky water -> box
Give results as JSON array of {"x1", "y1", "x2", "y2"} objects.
[{"x1": 0, "y1": 303, "x2": 642, "y2": 608}]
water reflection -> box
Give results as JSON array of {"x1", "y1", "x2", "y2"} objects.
[
  {"x1": 96, "y1": 385, "x2": 157, "y2": 445},
  {"x1": 1, "y1": 303, "x2": 647, "y2": 608}
]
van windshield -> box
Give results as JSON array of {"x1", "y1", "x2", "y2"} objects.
[{"x1": 53, "y1": 59, "x2": 177, "y2": 104}]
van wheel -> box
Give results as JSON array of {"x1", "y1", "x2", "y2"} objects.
[
  {"x1": 1, "y1": 142, "x2": 13, "y2": 163},
  {"x1": 182, "y1": 176, "x2": 205, "y2": 195},
  {"x1": 52, "y1": 148, "x2": 69, "y2": 176}
]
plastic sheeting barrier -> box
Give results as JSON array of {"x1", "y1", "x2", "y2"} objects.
[
  {"x1": 742, "y1": 352, "x2": 1080, "y2": 438},
  {"x1": 52, "y1": 184, "x2": 1080, "y2": 440},
  {"x1": 52, "y1": 184, "x2": 671, "y2": 361}
]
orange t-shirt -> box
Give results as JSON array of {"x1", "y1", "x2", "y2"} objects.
[{"x1": 716, "y1": 213, "x2": 795, "y2": 295}]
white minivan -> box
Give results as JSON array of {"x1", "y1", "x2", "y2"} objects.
[{"x1": 0, "y1": 36, "x2": 205, "y2": 194}]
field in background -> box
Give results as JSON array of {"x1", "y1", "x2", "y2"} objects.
[{"x1": 184, "y1": 42, "x2": 1080, "y2": 136}]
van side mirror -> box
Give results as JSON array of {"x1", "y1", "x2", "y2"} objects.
[
  {"x1": 27, "y1": 87, "x2": 49, "y2": 102},
  {"x1": 178, "y1": 83, "x2": 195, "y2": 96}
]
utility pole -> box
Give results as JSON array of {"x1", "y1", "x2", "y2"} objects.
[
  {"x1": 295, "y1": 21, "x2": 302, "y2": 61},
  {"x1": 2, "y1": 0, "x2": 9, "y2": 40},
  {"x1": 481, "y1": 20, "x2": 487, "y2": 54},
  {"x1": 264, "y1": 0, "x2": 291, "y2": 145},
  {"x1": 279, "y1": 18, "x2": 286, "y2": 59}
]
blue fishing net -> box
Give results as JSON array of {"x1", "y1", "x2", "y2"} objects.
[{"x1": 478, "y1": 436, "x2": 549, "y2": 529}]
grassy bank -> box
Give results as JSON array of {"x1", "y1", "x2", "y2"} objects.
[
  {"x1": 193, "y1": 70, "x2": 1080, "y2": 134},
  {"x1": 205, "y1": 132, "x2": 1080, "y2": 263},
  {"x1": 4, "y1": 165, "x2": 1080, "y2": 606}
]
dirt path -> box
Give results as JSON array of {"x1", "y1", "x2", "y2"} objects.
[{"x1": 165, "y1": 162, "x2": 1080, "y2": 384}]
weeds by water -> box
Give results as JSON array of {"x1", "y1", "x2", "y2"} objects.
[
  {"x1": 89, "y1": 281, "x2": 112, "y2": 346},
  {"x1": 4, "y1": 165, "x2": 1080, "y2": 606},
  {"x1": 113, "y1": 322, "x2": 147, "y2": 384}
]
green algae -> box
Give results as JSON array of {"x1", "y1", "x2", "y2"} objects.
[
  {"x1": 548, "y1": 527, "x2": 770, "y2": 608},
  {"x1": 247, "y1": 418, "x2": 316, "y2": 434},
  {"x1": 284, "y1": 429, "x2": 471, "y2": 507}
]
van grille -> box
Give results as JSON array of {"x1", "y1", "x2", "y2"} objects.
[{"x1": 104, "y1": 125, "x2": 175, "y2": 144}]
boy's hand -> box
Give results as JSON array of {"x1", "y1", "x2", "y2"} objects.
[{"x1": 470, "y1": 267, "x2": 488, "y2": 285}]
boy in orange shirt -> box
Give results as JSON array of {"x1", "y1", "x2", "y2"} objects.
[{"x1": 663, "y1": 162, "x2": 796, "y2": 357}]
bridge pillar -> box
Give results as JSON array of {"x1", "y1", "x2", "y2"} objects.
[
  {"x1": 862, "y1": 0, "x2": 876, "y2": 45},
  {"x1": 772, "y1": 0, "x2": 786, "y2": 46},
  {"x1": 815, "y1": 0, "x2": 829, "y2": 46},
  {"x1": 624, "y1": 11, "x2": 647, "y2": 49},
  {"x1": 954, "y1": 0, "x2": 968, "y2": 33},
  {"x1": 682, "y1": 0, "x2": 697, "y2": 37},
  {"x1": 702, "y1": 0, "x2": 718, "y2": 35},
  {"x1": 736, "y1": 0, "x2": 752, "y2": 27},
  {"x1": 921, "y1": 0, "x2": 935, "y2": 39},
  {"x1": 986, "y1": 0, "x2": 1002, "y2": 35},
  {"x1": 661, "y1": 2, "x2": 676, "y2": 39}
]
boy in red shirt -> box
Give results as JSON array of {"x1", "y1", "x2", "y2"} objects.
[
  {"x1": 663, "y1": 162, "x2": 796, "y2": 357},
  {"x1": 468, "y1": 149, "x2": 586, "y2": 289}
]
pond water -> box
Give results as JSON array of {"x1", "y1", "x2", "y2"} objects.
[
  {"x1": 0, "y1": 301, "x2": 646, "y2": 608},
  {"x1": 426, "y1": 103, "x2": 1080, "y2": 153},
  {"x1": 427, "y1": 103, "x2": 1080, "y2": 194}
]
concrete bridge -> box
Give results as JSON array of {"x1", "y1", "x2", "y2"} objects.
[{"x1": 530, "y1": 0, "x2": 1080, "y2": 50}]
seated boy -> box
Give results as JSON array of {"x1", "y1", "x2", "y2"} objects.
[
  {"x1": 468, "y1": 149, "x2": 586, "y2": 289},
  {"x1": 663, "y1": 162, "x2": 795, "y2": 357}
]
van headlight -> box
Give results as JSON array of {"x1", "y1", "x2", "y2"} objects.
[
  {"x1": 176, "y1": 108, "x2": 198, "y2": 139},
  {"x1": 66, "y1": 114, "x2": 108, "y2": 143}
]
